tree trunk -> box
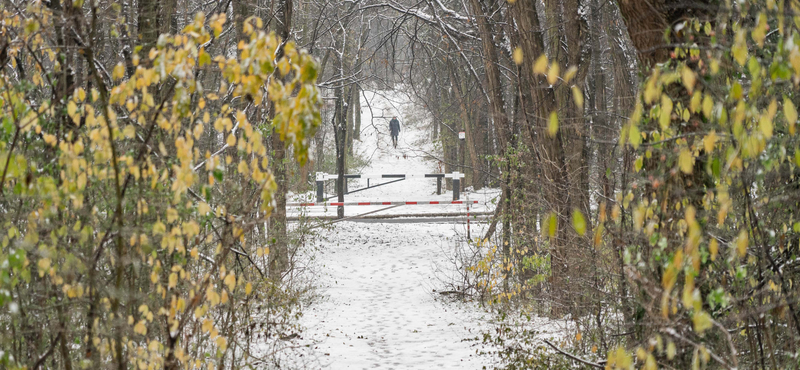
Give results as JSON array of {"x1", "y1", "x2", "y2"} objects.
[
  {"x1": 447, "y1": 61, "x2": 483, "y2": 190},
  {"x1": 268, "y1": 0, "x2": 293, "y2": 280},
  {"x1": 353, "y1": 87, "x2": 361, "y2": 141},
  {"x1": 508, "y1": 0, "x2": 573, "y2": 316}
]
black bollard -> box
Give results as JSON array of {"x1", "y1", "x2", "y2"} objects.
[{"x1": 316, "y1": 180, "x2": 324, "y2": 203}]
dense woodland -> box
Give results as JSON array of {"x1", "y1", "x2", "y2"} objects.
[{"x1": 1, "y1": 0, "x2": 800, "y2": 369}]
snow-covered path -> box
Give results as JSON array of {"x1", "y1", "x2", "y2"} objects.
[{"x1": 292, "y1": 90, "x2": 495, "y2": 368}]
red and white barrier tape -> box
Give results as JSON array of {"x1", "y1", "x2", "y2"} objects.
[{"x1": 287, "y1": 200, "x2": 479, "y2": 207}]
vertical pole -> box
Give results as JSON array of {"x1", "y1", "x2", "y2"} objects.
[
  {"x1": 453, "y1": 178, "x2": 460, "y2": 201},
  {"x1": 467, "y1": 199, "x2": 470, "y2": 241},
  {"x1": 316, "y1": 180, "x2": 324, "y2": 203},
  {"x1": 437, "y1": 177, "x2": 442, "y2": 195}
]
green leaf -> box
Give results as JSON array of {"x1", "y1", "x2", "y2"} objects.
[
  {"x1": 711, "y1": 157, "x2": 721, "y2": 179},
  {"x1": 545, "y1": 212, "x2": 557, "y2": 239},
  {"x1": 213, "y1": 169, "x2": 224, "y2": 182},
  {"x1": 198, "y1": 49, "x2": 211, "y2": 67},
  {"x1": 795, "y1": 148, "x2": 800, "y2": 167},
  {"x1": 572, "y1": 209, "x2": 587, "y2": 236}
]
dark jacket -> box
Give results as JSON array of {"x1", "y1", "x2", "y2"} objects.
[{"x1": 389, "y1": 118, "x2": 401, "y2": 135}]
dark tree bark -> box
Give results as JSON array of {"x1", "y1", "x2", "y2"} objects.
[
  {"x1": 616, "y1": 0, "x2": 719, "y2": 65},
  {"x1": 268, "y1": 0, "x2": 293, "y2": 280}
]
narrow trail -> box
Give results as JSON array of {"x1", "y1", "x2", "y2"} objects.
[{"x1": 292, "y1": 89, "x2": 494, "y2": 369}]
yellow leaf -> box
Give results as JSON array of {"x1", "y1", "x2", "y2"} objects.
[
  {"x1": 759, "y1": 114, "x2": 773, "y2": 138},
  {"x1": 224, "y1": 272, "x2": 236, "y2": 292},
  {"x1": 682, "y1": 65, "x2": 696, "y2": 93},
  {"x1": 607, "y1": 347, "x2": 632, "y2": 369},
  {"x1": 43, "y1": 134, "x2": 57, "y2": 146},
  {"x1": 644, "y1": 354, "x2": 657, "y2": 370},
  {"x1": 202, "y1": 319, "x2": 213, "y2": 333},
  {"x1": 784, "y1": 97, "x2": 797, "y2": 135},
  {"x1": 692, "y1": 310, "x2": 713, "y2": 334},
  {"x1": 207, "y1": 288, "x2": 220, "y2": 306},
  {"x1": 702, "y1": 95, "x2": 714, "y2": 119},
  {"x1": 732, "y1": 32, "x2": 748, "y2": 65},
  {"x1": 216, "y1": 336, "x2": 227, "y2": 351},
  {"x1": 571, "y1": 86, "x2": 583, "y2": 109},
  {"x1": 123, "y1": 125, "x2": 136, "y2": 139},
  {"x1": 198, "y1": 202, "x2": 211, "y2": 215},
  {"x1": 112, "y1": 63, "x2": 125, "y2": 80},
  {"x1": 667, "y1": 341, "x2": 676, "y2": 360},
  {"x1": 226, "y1": 133, "x2": 236, "y2": 147},
  {"x1": 593, "y1": 224, "x2": 604, "y2": 248},
  {"x1": 512, "y1": 47, "x2": 523, "y2": 65},
  {"x1": 563, "y1": 66, "x2": 577, "y2": 84},
  {"x1": 547, "y1": 62, "x2": 560, "y2": 85},
  {"x1": 660, "y1": 95, "x2": 673, "y2": 130},
  {"x1": 709, "y1": 239, "x2": 719, "y2": 261},
  {"x1": 193, "y1": 123, "x2": 204, "y2": 139},
  {"x1": 690, "y1": 92, "x2": 702, "y2": 113},
  {"x1": 245, "y1": 282, "x2": 253, "y2": 295},
  {"x1": 736, "y1": 230, "x2": 748, "y2": 258},
  {"x1": 575, "y1": 332, "x2": 582, "y2": 341},
  {"x1": 548, "y1": 111, "x2": 558, "y2": 137},
  {"x1": 134, "y1": 321, "x2": 147, "y2": 335},
  {"x1": 629, "y1": 124, "x2": 641, "y2": 149},
  {"x1": 67, "y1": 101, "x2": 78, "y2": 117},
  {"x1": 168, "y1": 272, "x2": 178, "y2": 289},
  {"x1": 533, "y1": 55, "x2": 548, "y2": 74},
  {"x1": 703, "y1": 131, "x2": 717, "y2": 153},
  {"x1": 572, "y1": 209, "x2": 587, "y2": 236},
  {"x1": 679, "y1": 148, "x2": 694, "y2": 174},
  {"x1": 38, "y1": 258, "x2": 51, "y2": 277},
  {"x1": 167, "y1": 208, "x2": 178, "y2": 223}
]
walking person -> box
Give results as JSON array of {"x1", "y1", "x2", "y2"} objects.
[{"x1": 389, "y1": 116, "x2": 401, "y2": 149}]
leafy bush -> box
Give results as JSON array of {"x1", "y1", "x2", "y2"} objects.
[{"x1": 0, "y1": 8, "x2": 319, "y2": 370}]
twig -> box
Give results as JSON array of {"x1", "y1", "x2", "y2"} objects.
[
  {"x1": 32, "y1": 333, "x2": 62, "y2": 370},
  {"x1": 309, "y1": 204, "x2": 403, "y2": 229},
  {"x1": 542, "y1": 339, "x2": 604, "y2": 369}
]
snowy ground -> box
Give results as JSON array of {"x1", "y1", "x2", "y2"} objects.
[
  {"x1": 288, "y1": 89, "x2": 501, "y2": 219},
  {"x1": 286, "y1": 89, "x2": 499, "y2": 368}
]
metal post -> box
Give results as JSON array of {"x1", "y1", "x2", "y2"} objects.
[
  {"x1": 458, "y1": 131, "x2": 466, "y2": 194},
  {"x1": 436, "y1": 177, "x2": 442, "y2": 195},
  {"x1": 467, "y1": 198, "x2": 470, "y2": 241},
  {"x1": 453, "y1": 178, "x2": 460, "y2": 201},
  {"x1": 316, "y1": 180, "x2": 324, "y2": 203}
]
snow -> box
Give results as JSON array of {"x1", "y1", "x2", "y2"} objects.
[
  {"x1": 282, "y1": 88, "x2": 566, "y2": 369},
  {"x1": 288, "y1": 89, "x2": 500, "y2": 218},
  {"x1": 285, "y1": 89, "x2": 497, "y2": 368},
  {"x1": 295, "y1": 222, "x2": 492, "y2": 368}
]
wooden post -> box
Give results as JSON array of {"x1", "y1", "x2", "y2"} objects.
[{"x1": 437, "y1": 177, "x2": 442, "y2": 195}]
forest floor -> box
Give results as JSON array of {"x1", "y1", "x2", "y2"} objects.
[{"x1": 283, "y1": 89, "x2": 503, "y2": 368}]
